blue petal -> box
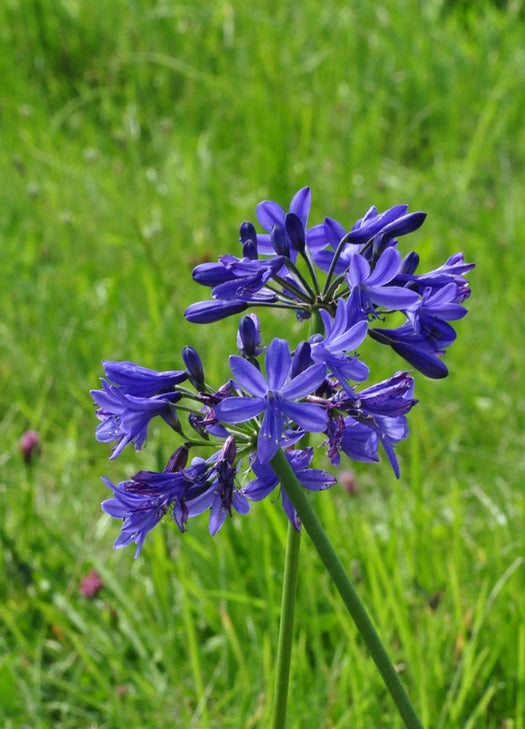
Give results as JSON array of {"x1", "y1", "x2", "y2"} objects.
[
  {"x1": 324, "y1": 217, "x2": 347, "y2": 249},
  {"x1": 243, "y1": 475, "x2": 276, "y2": 501},
  {"x1": 389, "y1": 341, "x2": 449, "y2": 379},
  {"x1": 192, "y1": 261, "x2": 236, "y2": 286},
  {"x1": 347, "y1": 253, "x2": 370, "y2": 288},
  {"x1": 366, "y1": 247, "x2": 400, "y2": 286},
  {"x1": 256, "y1": 199, "x2": 285, "y2": 231},
  {"x1": 305, "y1": 223, "x2": 327, "y2": 253},
  {"x1": 298, "y1": 468, "x2": 337, "y2": 491},
  {"x1": 328, "y1": 319, "x2": 368, "y2": 354},
  {"x1": 232, "y1": 490, "x2": 251, "y2": 515},
  {"x1": 265, "y1": 339, "x2": 292, "y2": 391},
  {"x1": 381, "y1": 211, "x2": 426, "y2": 238},
  {"x1": 289, "y1": 187, "x2": 311, "y2": 228},
  {"x1": 281, "y1": 363, "x2": 326, "y2": 399},
  {"x1": 214, "y1": 396, "x2": 265, "y2": 423},
  {"x1": 229, "y1": 355, "x2": 268, "y2": 396},
  {"x1": 281, "y1": 490, "x2": 301, "y2": 530},
  {"x1": 209, "y1": 496, "x2": 228, "y2": 535},
  {"x1": 367, "y1": 285, "x2": 420, "y2": 309},
  {"x1": 280, "y1": 400, "x2": 328, "y2": 432},
  {"x1": 257, "y1": 404, "x2": 282, "y2": 463}
]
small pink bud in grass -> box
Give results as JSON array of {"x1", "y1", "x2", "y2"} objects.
[
  {"x1": 19, "y1": 430, "x2": 41, "y2": 464},
  {"x1": 80, "y1": 568, "x2": 104, "y2": 598},
  {"x1": 338, "y1": 469, "x2": 360, "y2": 495}
]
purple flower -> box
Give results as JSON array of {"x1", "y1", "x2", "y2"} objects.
[
  {"x1": 102, "y1": 470, "x2": 189, "y2": 557},
  {"x1": 256, "y1": 187, "x2": 311, "y2": 261},
  {"x1": 185, "y1": 437, "x2": 250, "y2": 534},
  {"x1": 395, "y1": 253, "x2": 474, "y2": 302},
  {"x1": 215, "y1": 338, "x2": 328, "y2": 463},
  {"x1": 368, "y1": 324, "x2": 450, "y2": 379},
  {"x1": 341, "y1": 414, "x2": 409, "y2": 477},
  {"x1": 309, "y1": 205, "x2": 426, "y2": 274},
  {"x1": 326, "y1": 372, "x2": 416, "y2": 476},
  {"x1": 91, "y1": 380, "x2": 181, "y2": 458},
  {"x1": 345, "y1": 248, "x2": 420, "y2": 318},
  {"x1": 325, "y1": 417, "x2": 380, "y2": 467},
  {"x1": 80, "y1": 568, "x2": 104, "y2": 598},
  {"x1": 243, "y1": 448, "x2": 336, "y2": 529},
  {"x1": 310, "y1": 301, "x2": 369, "y2": 392},
  {"x1": 405, "y1": 283, "x2": 468, "y2": 333},
  {"x1": 102, "y1": 360, "x2": 187, "y2": 397},
  {"x1": 210, "y1": 254, "x2": 286, "y2": 301},
  {"x1": 345, "y1": 371, "x2": 417, "y2": 417},
  {"x1": 19, "y1": 429, "x2": 41, "y2": 464}
]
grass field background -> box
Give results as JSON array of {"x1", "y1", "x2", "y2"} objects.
[{"x1": 1, "y1": 1, "x2": 524, "y2": 727}]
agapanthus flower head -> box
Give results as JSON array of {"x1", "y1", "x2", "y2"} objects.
[{"x1": 95, "y1": 185, "x2": 473, "y2": 555}]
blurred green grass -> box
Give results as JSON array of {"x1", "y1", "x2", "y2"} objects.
[{"x1": 1, "y1": 0, "x2": 524, "y2": 727}]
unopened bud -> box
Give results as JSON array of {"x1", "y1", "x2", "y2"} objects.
[
  {"x1": 271, "y1": 224, "x2": 289, "y2": 257},
  {"x1": 20, "y1": 430, "x2": 41, "y2": 464},
  {"x1": 182, "y1": 346, "x2": 205, "y2": 390}
]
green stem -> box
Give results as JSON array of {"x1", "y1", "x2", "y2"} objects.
[
  {"x1": 271, "y1": 521, "x2": 301, "y2": 729},
  {"x1": 270, "y1": 448, "x2": 425, "y2": 729}
]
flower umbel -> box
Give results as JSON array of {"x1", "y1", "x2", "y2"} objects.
[{"x1": 93, "y1": 187, "x2": 473, "y2": 554}]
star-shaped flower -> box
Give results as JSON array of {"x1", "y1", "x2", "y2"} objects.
[{"x1": 215, "y1": 338, "x2": 328, "y2": 463}]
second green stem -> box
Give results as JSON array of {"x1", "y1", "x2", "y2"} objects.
[{"x1": 271, "y1": 519, "x2": 301, "y2": 729}]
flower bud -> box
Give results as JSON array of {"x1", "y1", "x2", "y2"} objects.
[
  {"x1": 237, "y1": 314, "x2": 262, "y2": 359},
  {"x1": 164, "y1": 443, "x2": 190, "y2": 472},
  {"x1": 182, "y1": 345, "x2": 205, "y2": 390},
  {"x1": 239, "y1": 222, "x2": 258, "y2": 260},
  {"x1": 285, "y1": 212, "x2": 305, "y2": 253},
  {"x1": 20, "y1": 430, "x2": 41, "y2": 464},
  {"x1": 271, "y1": 224, "x2": 289, "y2": 257}
]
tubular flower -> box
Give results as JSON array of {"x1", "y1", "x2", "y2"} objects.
[
  {"x1": 91, "y1": 380, "x2": 181, "y2": 458},
  {"x1": 101, "y1": 470, "x2": 189, "y2": 557},
  {"x1": 102, "y1": 360, "x2": 188, "y2": 397}
]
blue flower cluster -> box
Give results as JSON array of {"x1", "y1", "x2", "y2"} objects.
[{"x1": 92, "y1": 188, "x2": 473, "y2": 556}]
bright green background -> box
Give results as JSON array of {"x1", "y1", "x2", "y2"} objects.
[{"x1": 1, "y1": 1, "x2": 524, "y2": 727}]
